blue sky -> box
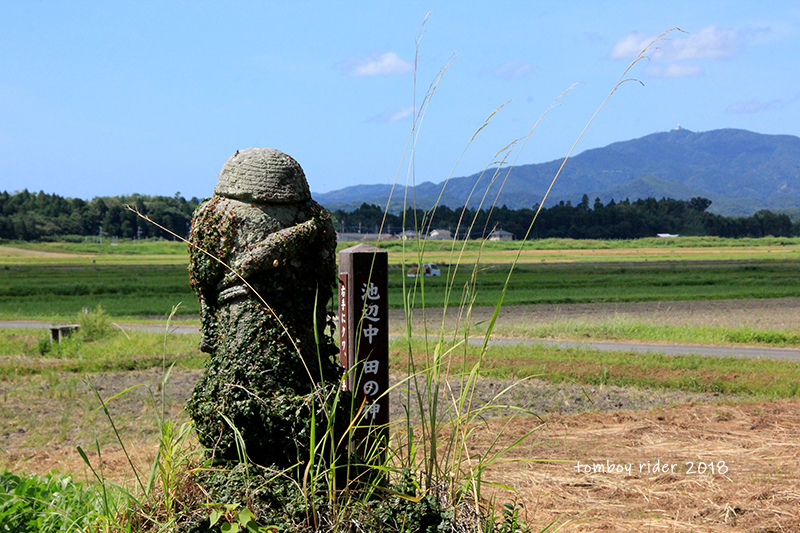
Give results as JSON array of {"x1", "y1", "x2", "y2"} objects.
[{"x1": 1, "y1": 1, "x2": 798, "y2": 201}]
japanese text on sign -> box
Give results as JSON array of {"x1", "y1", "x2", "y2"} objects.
[{"x1": 361, "y1": 282, "x2": 381, "y2": 344}]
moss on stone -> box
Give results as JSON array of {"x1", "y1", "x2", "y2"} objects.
[{"x1": 186, "y1": 151, "x2": 344, "y2": 471}]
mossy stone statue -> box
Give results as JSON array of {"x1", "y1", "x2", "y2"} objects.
[{"x1": 186, "y1": 148, "x2": 344, "y2": 468}]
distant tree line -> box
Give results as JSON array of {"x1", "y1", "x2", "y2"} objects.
[
  {"x1": 334, "y1": 195, "x2": 798, "y2": 239},
  {"x1": 2, "y1": 190, "x2": 796, "y2": 242},
  {"x1": 0, "y1": 189, "x2": 200, "y2": 241}
]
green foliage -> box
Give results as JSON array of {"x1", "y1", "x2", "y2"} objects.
[
  {"x1": 491, "y1": 319, "x2": 800, "y2": 348},
  {"x1": 0, "y1": 328, "x2": 205, "y2": 377},
  {"x1": 384, "y1": 260, "x2": 800, "y2": 309},
  {"x1": 0, "y1": 190, "x2": 200, "y2": 242},
  {"x1": 493, "y1": 502, "x2": 531, "y2": 533},
  {"x1": 0, "y1": 470, "x2": 103, "y2": 533},
  {"x1": 6, "y1": 258, "x2": 800, "y2": 320},
  {"x1": 208, "y1": 503, "x2": 264, "y2": 533},
  {"x1": 404, "y1": 339, "x2": 800, "y2": 398},
  {"x1": 37, "y1": 335, "x2": 52, "y2": 355},
  {"x1": 723, "y1": 329, "x2": 800, "y2": 345}
]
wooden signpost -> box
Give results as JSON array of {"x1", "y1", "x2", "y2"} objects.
[{"x1": 338, "y1": 243, "x2": 389, "y2": 458}]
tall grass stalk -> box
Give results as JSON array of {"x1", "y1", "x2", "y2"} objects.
[{"x1": 365, "y1": 25, "x2": 684, "y2": 531}]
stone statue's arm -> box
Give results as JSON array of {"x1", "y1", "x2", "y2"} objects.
[{"x1": 224, "y1": 214, "x2": 328, "y2": 284}]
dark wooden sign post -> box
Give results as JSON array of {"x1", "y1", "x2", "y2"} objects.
[{"x1": 338, "y1": 244, "x2": 389, "y2": 459}]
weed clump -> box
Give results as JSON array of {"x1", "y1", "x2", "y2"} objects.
[{"x1": 78, "y1": 304, "x2": 113, "y2": 342}]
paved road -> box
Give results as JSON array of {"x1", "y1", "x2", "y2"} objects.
[{"x1": 3, "y1": 320, "x2": 799, "y2": 361}]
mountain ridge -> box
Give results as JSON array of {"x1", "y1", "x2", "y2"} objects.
[{"x1": 314, "y1": 128, "x2": 800, "y2": 216}]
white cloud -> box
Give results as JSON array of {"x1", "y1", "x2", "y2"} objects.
[
  {"x1": 645, "y1": 64, "x2": 703, "y2": 78},
  {"x1": 726, "y1": 92, "x2": 800, "y2": 114},
  {"x1": 610, "y1": 26, "x2": 742, "y2": 61},
  {"x1": 365, "y1": 106, "x2": 415, "y2": 124},
  {"x1": 343, "y1": 52, "x2": 413, "y2": 77},
  {"x1": 479, "y1": 60, "x2": 536, "y2": 81},
  {"x1": 667, "y1": 26, "x2": 740, "y2": 60},
  {"x1": 610, "y1": 31, "x2": 653, "y2": 59}
]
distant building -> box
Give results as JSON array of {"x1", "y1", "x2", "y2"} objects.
[
  {"x1": 427, "y1": 229, "x2": 452, "y2": 240},
  {"x1": 488, "y1": 229, "x2": 514, "y2": 241},
  {"x1": 656, "y1": 233, "x2": 680, "y2": 238},
  {"x1": 336, "y1": 232, "x2": 394, "y2": 242},
  {"x1": 400, "y1": 230, "x2": 418, "y2": 240}
]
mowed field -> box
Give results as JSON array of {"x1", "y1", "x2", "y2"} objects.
[{"x1": 1, "y1": 238, "x2": 800, "y2": 532}]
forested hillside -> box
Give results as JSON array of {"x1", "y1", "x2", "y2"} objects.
[{"x1": 0, "y1": 190, "x2": 199, "y2": 241}]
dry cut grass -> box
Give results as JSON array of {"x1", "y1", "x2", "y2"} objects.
[{"x1": 474, "y1": 399, "x2": 800, "y2": 532}]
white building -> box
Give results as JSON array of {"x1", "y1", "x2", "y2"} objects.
[
  {"x1": 488, "y1": 229, "x2": 514, "y2": 241},
  {"x1": 428, "y1": 229, "x2": 452, "y2": 240}
]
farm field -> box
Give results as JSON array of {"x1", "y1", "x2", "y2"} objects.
[
  {"x1": 4, "y1": 239, "x2": 800, "y2": 320},
  {"x1": 3, "y1": 235, "x2": 800, "y2": 265},
  {"x1": 2, "y1": 238, "x2": 800, "y2": 531}
]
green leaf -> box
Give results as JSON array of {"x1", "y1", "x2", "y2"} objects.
[
  {"x1": 237, "y1": 508, "x2": 255, "y2": 526},
  {"x1": 209, "y1": 508, "x2": 222, "y2": 527},
  {"x1": 221, "y1": 522, "x2": 239, "y2": 533}
]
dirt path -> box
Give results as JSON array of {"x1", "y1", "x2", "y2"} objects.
[{"x1": 2, "y1": 369, "x2": 797, "y2": 532}]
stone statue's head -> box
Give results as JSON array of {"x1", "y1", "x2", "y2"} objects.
[{"x1": 214, "y1": 148, "x2": 311, "y2": 204}]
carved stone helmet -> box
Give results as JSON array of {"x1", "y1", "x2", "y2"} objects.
[{"x1": 214, "y1": 148, "x2": 311, "y2": 204}]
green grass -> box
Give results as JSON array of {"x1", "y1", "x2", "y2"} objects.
[
  {"x1": 0, "y1": 264, "x2": 196, "y2": 319},
  {"x1": 390, "y1": 338, "x2": 800, "y2": 399},
  {"x1": 490, "y1": 319, "x2": 800, "y2": 348},
  {"x1": 350, "y1": 236, "x2": 800, "y2": 264},
  {"x1": 0, "y1": 328, "x2": 205, "y2": 377},
  {"x1": 391, "y1": 260, "x2": 800, "y2": 308},
  {"x1": 3, "y1": 322, "x2": 798, "y2": 396},
  {"x1": 3, "y1": 236, "x2": 800, "y2": 267},
  {"x1": 0, "y1": 470, "x2": 107, "y2": 533},
  {"x1": 0, "y1": 239, "x2": 189, "y2": 256},
  {"x1": 3, "y1": 260, "x2": 800, "y2": 320}
]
